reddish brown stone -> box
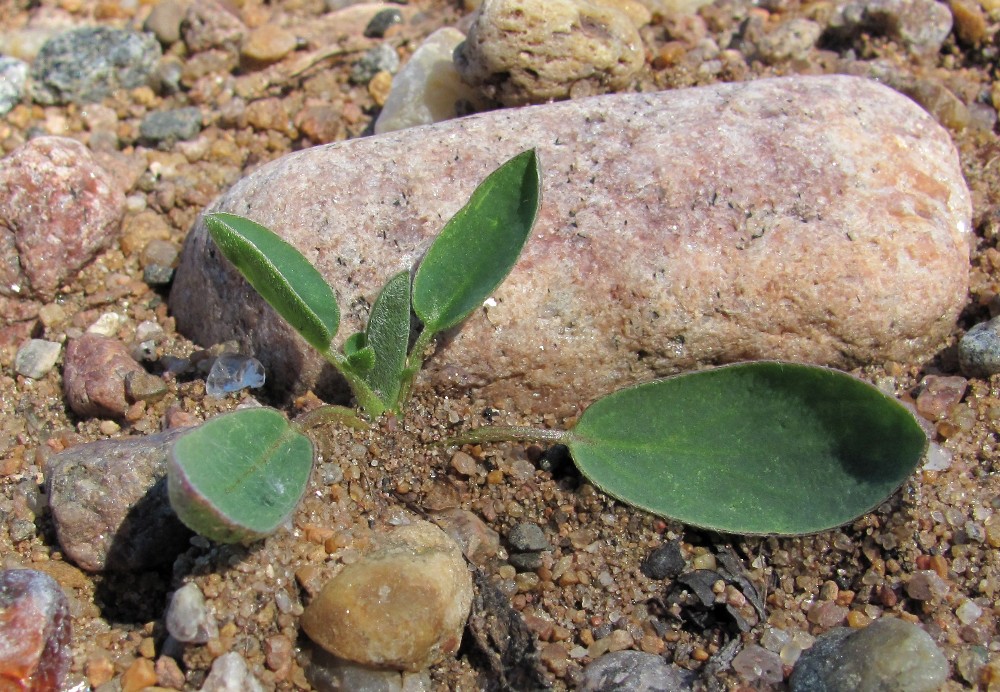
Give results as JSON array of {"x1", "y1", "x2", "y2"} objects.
[
  {"x1": 0, "y1": 137, "x2": 124, "y2": 301},
  {"x1": 0, "y1": 569, "x2": 71, "y2": 691},
  {"x1": 63, "y1": 334, "x2": 145, "y2": 418}
]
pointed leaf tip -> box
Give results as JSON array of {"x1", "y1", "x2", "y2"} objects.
[{"x1": 413, "y1": 149, "x2": 541, "y2": 335}]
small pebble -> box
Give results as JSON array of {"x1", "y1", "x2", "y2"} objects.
[
  {"x1": 368, "y1": 70, "x2": 393, "y2": 107},
  {"x1": 144, "y1": 0, "x2": 187, "y2": 45},
  {"x1": 200, "y1": 652, "x2": 264, "y2": 692},
  {"x1": 0, "y1": 570, "x2": 71, "y2": 691},
  {"x1": 807, "y1": 600, "x2": 848, "y2": 628},
  {"x1": 63, "y1": 334, "x2": 146, "y2": 418},
  {"x1": 14, "y1": 339, "x2": 61, "y2": 379},
  {"x1": 166, "y1": 582, "x2": 218, "y2": 644},
  {"x1": 430, "y1": 508, "x2": 500, "y2": 566},
  {"x1": 205, "y1": 353, "x2": 265, "y2": 397},
  {"x1": 915, "y1": 375, "x2": 968, "y2": 420},
  {"x1": 0, "y1": 57, "x2": 28, "y2": 115},
  {"x1": 905, "y1": 570, "x2": 949, "y2": 601},
  {"x1": 579, "y1": 650, "x2": 693, "y2": 691},
  {"x1": 640, "y1": 540, "x2": 685, "y2": 580},
  {"x1": 124, "y1": 370, "x2": 168, "y2": 403},
  {"x1": 86, "y1": 312, "x2": 124, "y2": 337},
  {"x1": 139, "y1": 107, "x2": 203, "y2": 149},
  {"x1": 955, "y1": 598, "x2": 983, "y2": 624},
  {"x1": 959, "y1": 316, "x2": 1000, "y2": 377},
  {"x1": 364, "y1": 8, "x2": 403, "y2": 38},
  {"x1": 449, "y1": 451, "x2": 479, "y2": 476},
  {"x1": 121, "y1": 657, "x2": 157, "y2": 692},
  {"x1": 143, "y1": 264, "x2": 176, "y2": 286},
  {"x1": 508, "y1": 522, "x2": 550, "y2": 552},
  {"x1": 732, "y1": 644, "x2": 784, "y2": 685},
  {"x1": 789, "y1": 618, "x2": 947, "y2": 692},
  {"x1": 350, "y1": 43, "x2": 400, "y2": 84},
  {"x1": 241, "y1": 25, "x2": 297, "y2": 65}
]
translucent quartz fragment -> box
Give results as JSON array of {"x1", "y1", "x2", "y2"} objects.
[{"x1": 205, "y1": 353, "x2": 265, "y2": 397}]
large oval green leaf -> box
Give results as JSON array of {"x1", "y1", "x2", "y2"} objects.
[
  {"x1": 205, "y1": 212, "x2": 339, "y2": 353},
  {"x1": 168, "y1": 408, "x2": 314, "y2": 544},
  {"x1": 565, "y1": 362, "x2": 928, "y2": 535},
  {"x1": 412, "y1": 149, "x2": 541, "y2": 334}
]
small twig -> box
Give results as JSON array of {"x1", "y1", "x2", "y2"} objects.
[{"x1": 441, "y1": 425, "x2": 568, "y2": 448}]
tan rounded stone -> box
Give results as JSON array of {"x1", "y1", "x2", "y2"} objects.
[
  {"x1": 456, "y1": 0, "x2": 644, "y2": 106},
  {"x1": 301, "y1": 520, "x2": 472, "y2": 672},
  {"x1": 241, "y1": 25, "x2": 297, "y2": 65}
]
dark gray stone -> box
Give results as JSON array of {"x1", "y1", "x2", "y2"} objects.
[
  {"x1": 364, "y1": 8, "x2": 403, "y2": 38},
  {"x1": 350, "y1": 43, "x2": 401, "y2": 84},
  {"x1": 640, "y1": 541, "x2": 685, "y2": 580},
  {"x1": 139, "y1": 107, "x2": 203, "y2": 148},
  {"x1": 789, "y1": 618, "x2": 948, "y2": 692},
  {"x1": 580, "y1": 651, "x2": 694, "y2": 691},
  {"x1": 30, "y1": 27, "x2": 162, "y2": 105},
  {"x1": 508, "y1": 523, "x2": 550, "y2": 552},
  {"x1": 46, "y1": 428, "x2": 192, "y2": 572},
  {"x1": 959, "y1": 316, "x2": 1000, "y2": 378}
]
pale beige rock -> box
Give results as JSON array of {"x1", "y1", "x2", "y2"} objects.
[
  {"x1": 374, "y1": 28, "x2": 485, "y2": 134},
  {"x1": 300, "y1": 521, "x2": 473, "y2": 672},
  {"x1": 455, "y1": 0, "x2": 645, "y2": 105},
  {"x1": 241, "y1": 25, "x2": 297, "y2": 65},
  {"x1": 170, "y1": 76, "x2": 972, "y2": 415}
]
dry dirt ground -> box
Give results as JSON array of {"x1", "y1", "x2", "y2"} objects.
[{"x1": 1, "y1": 0, "x2": 1000, "y2": 690}]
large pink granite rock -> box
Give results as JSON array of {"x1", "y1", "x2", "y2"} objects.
[
  {"x1": 170, "y1": 75, "x2": 971, "y2": 414},
  {"x1": 0, "y1": 137, "x2": 125, "y2": 302}
]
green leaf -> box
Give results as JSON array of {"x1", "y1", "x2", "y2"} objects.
[
  {"x1": 565, "y1": 362, "x2": 928, "y2": 535},
  {"x1": 205, "y1": 212, "x2": 339, "y2": 353},
  {"x1": 342, "y1": 332, "x2": 375, "y2": 374},
  {"x1": 167, "y1": 408, "x2": 314, "y2": 544},
  {"x1": 412, "y1": 149, "x2": 540, "y2": 334},
  {"x1": 364, "y1": 270, "x2": 411, "y2": 409}
]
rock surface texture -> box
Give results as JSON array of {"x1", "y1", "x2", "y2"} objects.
[
  {"x1": 455, "y1": 0, "x2": 646, "y2": 105},
  {"x1": 46, "y1": 428, "x2": 192, "y2": 572},
  {"x1": 171, "y1": 75, "x2": 971, "y2": 414},
  {"x1": 0, "y1": 136, "x2": 125, "y2": 302}
]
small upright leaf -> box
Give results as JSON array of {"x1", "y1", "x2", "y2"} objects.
[
  {"x1": 413, "y1": 149, "x2": 540, "y2": 334},
  {"x1": 167, "y1": 408, "x2": 314, "y2": 544},
  {"x1": 565, "y1": 362, "x2": 928, "y2": 535},
  {"x1": 342, "y1": 332, "x2": 375, "y2": 374},
  {"x1": 364, "y1": 270, "x2": 411, "y2": 408},
  {"x1": 205, "y1": 212, "x2": 339, "y2": 353}
]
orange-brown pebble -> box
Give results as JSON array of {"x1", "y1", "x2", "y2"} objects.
[
  {"x1": 487, "y1": 469, "x2": 504, "y2": 484},
  {"x1": 847, "y1": 610, "x2": 871, "y2": 628},
  {"x1": 120, "y1": 658, "x2": 157, "y2": 692},
  {"x1": 692, "y1": 648, "x2": 710, "y2": 661},
  {"x1": 86, "y1": 654, "x2": 115, "y2": 688}
]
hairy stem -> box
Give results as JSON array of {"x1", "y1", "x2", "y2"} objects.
[{"x1": 442, "y1": 425, "x2": 569, "y2": 447}]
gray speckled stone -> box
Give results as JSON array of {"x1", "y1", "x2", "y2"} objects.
[
  {"x1": 959, "y1": 315, "x2": 1000, "y2": 378},
  {"x1": 46, "y1": 428, "x2": 192, "y2": 572},
  {"x1": 170, "y1": 75, "x2": 971, "y2": 415},
  {"x1": 0, "y1": 57, "x2": 28, "y2": 115},
  {"x1": 789, "y1": 617, "x2": 948, "y2": 692},
  {"x1": 580, "y1": 650, "x2": 694, "y2": 691},
  {"x1": 30, "y1": 27, "x2": 162, "y2": 105}
]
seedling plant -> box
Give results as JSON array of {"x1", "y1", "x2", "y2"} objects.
[{"x1": 168, "y1": 150, "x2": 929, "y2": 544}]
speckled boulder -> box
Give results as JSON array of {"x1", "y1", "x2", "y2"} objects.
[
  {"x1": 455, "y1": 0, "x2": 645, "y2": 105},
  {"x1": 0, "y1": 137, "x2": 125, "y2": 302},
  {"x1": 170, "y1": 75, "x2": 971, "y2": 415}
]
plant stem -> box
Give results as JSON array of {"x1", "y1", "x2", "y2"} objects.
[
  {"x1": 293, "y1": 404, "x2": 369, "y2": 433},
  {"x1": 323, "y1": 349, "x2": 386, "y2": 419},
  {"x1": 442, "y1": 425, "x2": 569, "y2": 447},
  {"x1": 397, "y1": 328, "x2": 437, "y2": 408}
]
